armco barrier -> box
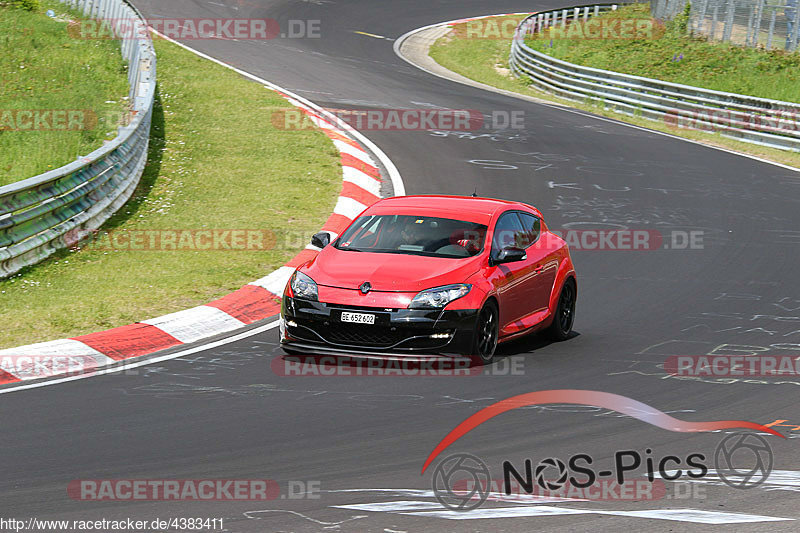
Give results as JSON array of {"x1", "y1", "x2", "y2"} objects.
[
  {"x1": 509, "y1": 4, "x2": 800, "y2": 152},
  {"x1": 0, "y1": 0, "x2": 156, "y2": 277}
]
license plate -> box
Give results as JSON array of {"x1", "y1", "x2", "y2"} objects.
[{"x1": 340, "y1": 311, "x2": 376, "y2": 325}]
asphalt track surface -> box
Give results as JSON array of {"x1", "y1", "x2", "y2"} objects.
[{"x1": 2, "y1": 1, "x2": 800, "y2": 531}]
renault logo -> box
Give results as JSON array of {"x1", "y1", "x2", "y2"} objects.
[{"x1": 359, "y1": 282, "x2": 371, "y2": 295}]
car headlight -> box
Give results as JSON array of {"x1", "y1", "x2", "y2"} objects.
[
  {"x1": 290, "y1": 271, "x2": 318, "y2": 301},
  {"x1": 409, "y1": 284, "x2": 471, "y2": 309}
]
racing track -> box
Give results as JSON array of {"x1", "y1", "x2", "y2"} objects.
[{"x1": 2, "y1": 1, "x2": 800, "y2": 530}]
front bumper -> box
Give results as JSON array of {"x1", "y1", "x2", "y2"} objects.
[{"x1": 280, "y1": 297, "x2": 478, "y2": 356}]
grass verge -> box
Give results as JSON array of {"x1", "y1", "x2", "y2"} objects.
[
  {"x1": 527, "y1": 4, "x2": 800, "y2": 103},
  {"x1": 429, "y1": 13, "x2": 800, "y2": 169},
  {"x1": 0, "y1": 0, "x2": 129, "y2": 185},
  {"x1": 0, "y1": 37, "x2": 342, "y2": 349}
]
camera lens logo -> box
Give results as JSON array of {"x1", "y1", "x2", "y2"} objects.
[
  {"x1": 714, "y1": 432, "x2": 773, "y2": 489},
  {"x1": 431, "y1": 453, "x2": 491, "y2": 511},
  {"x1": 535, "y1": 457, "x2": 569, "y2": 490}
]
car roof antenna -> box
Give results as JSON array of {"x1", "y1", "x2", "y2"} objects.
[{"x1": 472, "y1": 188, "x2": 478, "y2": 197}]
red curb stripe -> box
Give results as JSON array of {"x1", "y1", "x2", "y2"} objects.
[
  {"x1": 286, "y1": 248, "x2": 320, "y2": 268},
  {"x1": 0, "y1": 369, "x2": 21, "y2": 384},
  {"x1": 206, "y1": 285, "x2": 281, "y2": 324},
  {"x1": 340, "y1": 181, "x2": 381, "y2": 207},
  {"x1": 73, "y1": 324, "x2": 183, "y2": 361},
  {"x1": 341, "y1": 154, "x2": 380, "y2": 179},
  {"x1": 321, "y1": 213, "x2": 357, "y2": 235}
]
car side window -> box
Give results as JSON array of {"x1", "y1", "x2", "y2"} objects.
[
  {"x1": 492, "y1": 212, "x2": 525, "y2": 254},
  {"x1": 517, "y1": 212, "x2": 541, "y2": 248}
]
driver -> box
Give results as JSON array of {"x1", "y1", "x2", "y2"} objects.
[{"x1": 400, "y1": 219, "x2": 425, "y2": 246}]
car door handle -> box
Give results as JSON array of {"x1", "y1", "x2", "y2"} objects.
[{"x1": 533, "y1": 265, "x2": 544, "y2": 274}]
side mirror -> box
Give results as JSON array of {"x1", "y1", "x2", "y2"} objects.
[
  {"x1": 311, "y1": 231, "x2": 331, "y2": 248},
  {"x1": 491, "y1": 246, "x2": 526, "y2": 265}
]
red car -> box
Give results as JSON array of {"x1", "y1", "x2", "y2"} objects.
[{"x1": 280, "y1": 195, "x2": 576, "y2": 363}]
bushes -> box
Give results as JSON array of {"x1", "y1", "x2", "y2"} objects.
[{"x1": 1, "y1": 0, "x2": 41, "y2": 11}]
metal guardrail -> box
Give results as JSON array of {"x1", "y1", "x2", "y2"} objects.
[
  {"x1": 0, "y1": 0, "x2": 156, "y2": 278},
  {"x1": 509, "y1": 4, "x2": 800, "y2": 152}
]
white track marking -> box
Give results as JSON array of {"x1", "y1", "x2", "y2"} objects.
[
  {"x1": 153, "y1": 29, "x2": 406, "y2": 194},
  {"x1": 335, "y1": 501, "x2": 444, "y2": 512},
  {"x1": 142, "y1": 306, "x2": 246, "y2": 343},
  {"x1": 325, "y1": 489, "x2": 794, "y2": 524},
  {"x1": 602, "y1": 509, "x2": 792, "y2": 524},
  {"x1": 0, "y1": 322, "x2": 279, "y2": 395},
  {"x1": 403, "y1": 506, "x2": 591, "y2": 519}
]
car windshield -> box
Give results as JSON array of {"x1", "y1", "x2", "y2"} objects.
[{"x1": 334, "y1": 214, "x2": 488, "y2": 258}]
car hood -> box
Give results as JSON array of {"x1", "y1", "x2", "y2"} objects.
[{"x1": 301, "y1": 247, "x2": 482, "y2": 292}]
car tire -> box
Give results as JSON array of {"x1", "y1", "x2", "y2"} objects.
[
  {"x1": 546, "y1": 278, "x2": 576, "y2": 341},
  {"x1": 471, "y1": 301, "x2": 499, "y2": 365}
]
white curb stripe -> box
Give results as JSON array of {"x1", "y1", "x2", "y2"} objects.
[
  {"x1": 249, "y1": 265, "x2": 297, "y2": 296},
  {"x1": 0, "y1": 339, "x2": 114, "y2": 379},
  {"x1": 333, "y1": 196, "x2": 368, "y2": 219},
  {"x1": 334, "y1": 140, "x2": 377, "y2": 166},
  {"x1": 342, "y1": 166, "x2": 382, "y2": 196},
  {"x1": 142, "y1": 306, "x2": 246, "y2": 344},
  {"x1": 0, "y1": 339, "x2": 106, "y2": 357}
]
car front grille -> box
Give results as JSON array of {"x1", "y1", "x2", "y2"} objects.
[{"x1": 322, "y1": 323, "x2": 403, "y2": 347}]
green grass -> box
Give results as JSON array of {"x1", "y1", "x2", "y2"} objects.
[
  {"x1": 527, "y1": 4, "x2": 800, "y2": 102},
  {"x1": 429, "y1": 13, "x2": 800, "y2": 169},
  {"x1": 0, "y1": 38, "x2": 342, "y2": 349},
  {"x1": 0, "y1": 0, "x2": 129, "y2": 185}
]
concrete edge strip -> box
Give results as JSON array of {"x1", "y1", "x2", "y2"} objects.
[{"x1": 0, "y1": 32, "x2": 405, "y2": 385}]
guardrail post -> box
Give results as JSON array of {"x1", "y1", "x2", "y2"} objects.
[
  {"x1": 723, "y1": 0, "x2": 735, "y2": 42},
  {"x1": 694, "y1": 0, "x2": 709, "y2": 33},
  {"x1": 752, "y1": 0, "x2": 764, "y2": 46},
  {"x1": 711, "y1": 5, "x2": 719, "y2": 39},
  {"x1": 791, "y1": 5, "x2": 800, "y2": 52},
  {"x1": 767, "y1": 8, "x2": 776, "y2": 49}
]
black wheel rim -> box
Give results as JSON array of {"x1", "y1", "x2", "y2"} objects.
[
  {"x1": 558, "y1": 283, "x2": 575, "y2": 333},
  {"x1": 477, "y1": 306, "x2": 498, "y2": 360}
]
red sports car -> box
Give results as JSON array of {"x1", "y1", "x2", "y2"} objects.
[{"x1": 280, "y1": 195, "x2": 576, "y2": 363}]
